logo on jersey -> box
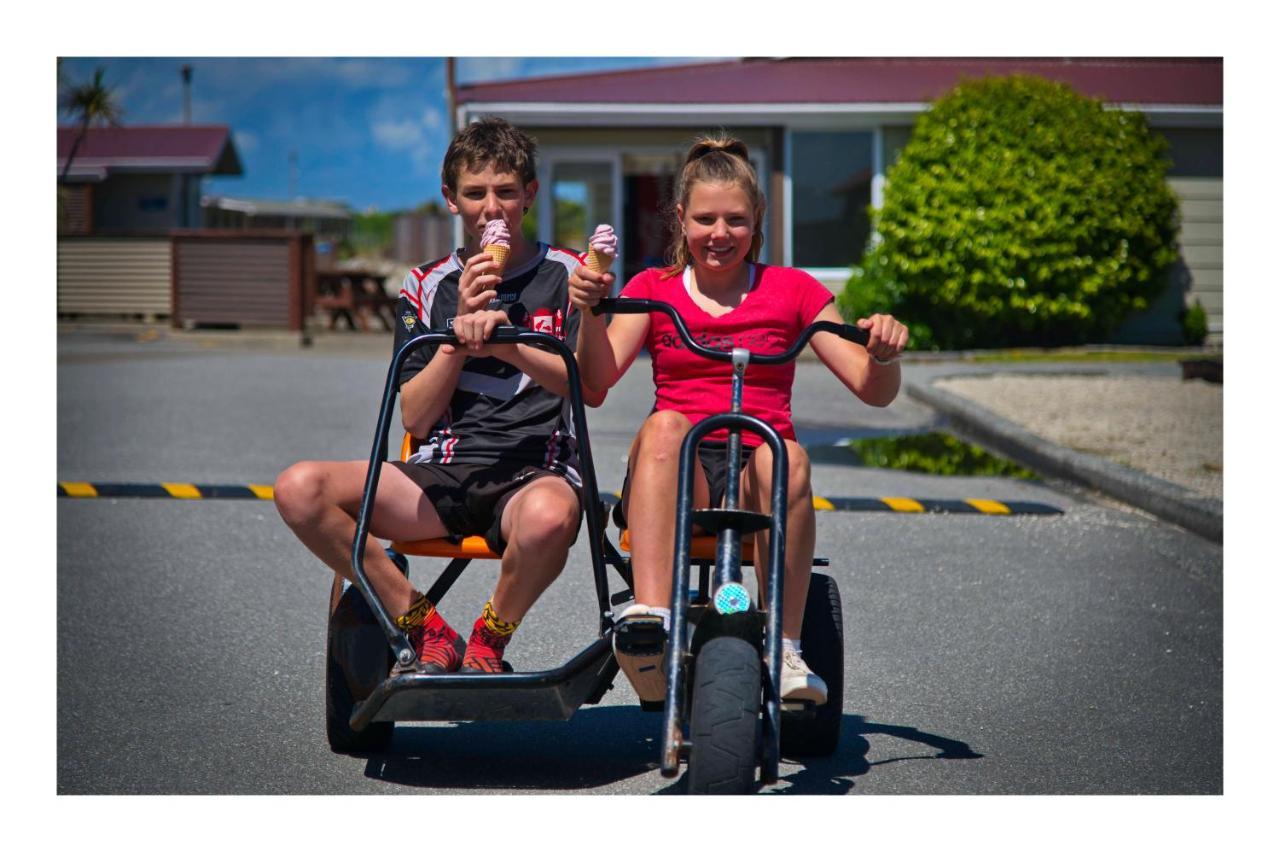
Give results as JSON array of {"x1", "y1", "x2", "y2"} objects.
[
  {"x1": 530, "y1": 308, "x2": 554, "y2": 335},
  {"x1": 401, "y1": 312, "x2": 417, "y2": 332}
]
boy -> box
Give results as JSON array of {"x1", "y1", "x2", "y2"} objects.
[{"x1": 275, "y1": 117, "x2": 609, "y2": 674}]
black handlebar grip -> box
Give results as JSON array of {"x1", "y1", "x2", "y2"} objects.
[
  {"x1": 592, "y1": 297, "x2": 654, "y2": 316},
  {"x1": 840, "y1": 325, "x2": 871, "y2": 346}
]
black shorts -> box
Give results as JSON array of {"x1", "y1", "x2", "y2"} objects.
[
  {"x1": 617, "y1": 441, "x2": 756, "y2": 530},
  {"x1": 389, "y1": 461, "x2": 582, "y2": 555}
]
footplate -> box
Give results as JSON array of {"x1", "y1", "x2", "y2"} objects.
[{"x1": 348, "y1": 636, "x2": 617, "y2": 729}]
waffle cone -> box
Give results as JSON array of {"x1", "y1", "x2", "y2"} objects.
[
  {"x1": 584, "y1": 247, "x2": 614, "y2": 274},
  {"x1": 485, "y1": 243, "x2": 509, "y2": 275}
]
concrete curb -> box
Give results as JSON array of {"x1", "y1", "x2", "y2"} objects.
[{"x1": 906, "y1": 379, "x2": 1223, "y2": 543}]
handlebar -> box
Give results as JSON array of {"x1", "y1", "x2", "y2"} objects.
[{"x1": 591, "y1": 297, "x2": 869, "y2": 364}]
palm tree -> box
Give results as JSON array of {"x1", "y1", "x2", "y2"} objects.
[{"x1": 59, "y1": 66, "x2": 124, "y2": 183}]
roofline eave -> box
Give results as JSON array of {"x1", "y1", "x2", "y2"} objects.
[{"x1": 459, "y1": 100, "x2": 1223, "y2": 129}]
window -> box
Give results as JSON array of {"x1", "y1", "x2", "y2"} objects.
[{"x1": 791, "y1": 131, "x2": 874, "y2": 268}]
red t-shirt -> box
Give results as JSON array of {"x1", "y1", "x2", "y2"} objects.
[{"x1": 619, "y1": 264, "x2": 834, "y2": 447}]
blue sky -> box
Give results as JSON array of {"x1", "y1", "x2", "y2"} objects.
[{"x1": 57, "y1": 57, "x2": 724, "y2": 213}]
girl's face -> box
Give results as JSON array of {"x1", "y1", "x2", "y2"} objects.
[{"x1": 678, "y1": 181, "x2": 756, "y2": 273}]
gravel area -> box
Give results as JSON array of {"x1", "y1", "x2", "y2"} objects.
[{"x1": 935, "y1": 374, "x2": 1223, "y2": 500}]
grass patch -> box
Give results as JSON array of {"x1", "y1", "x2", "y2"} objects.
[{"x1": 842, "y1": 433, "x2": 1038, "y2": 479}]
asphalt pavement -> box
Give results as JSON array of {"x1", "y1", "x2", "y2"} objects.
[{"x1": 55, "y1": 327, "x2": 1223, "y2": 795}]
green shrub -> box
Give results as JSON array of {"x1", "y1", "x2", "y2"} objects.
[
  {"x1": 1180, "y1": 299, "x2": 1209, "y2": 345},
  {"x1": 840, "y1": 75, "x2": 1181, "y2": 350}
]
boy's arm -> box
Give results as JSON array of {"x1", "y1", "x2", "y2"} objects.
[
  {"x1": 808, "y1": 303, "x2": 908, "y2": 408},
  {"x1": 398, "y1": 254, "x2": 504, "y2": 436}
]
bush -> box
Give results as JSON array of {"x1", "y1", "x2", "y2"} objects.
[
  {"x1": 840, "y1": 75, "x2": 1181, "y2": 350},
  {"x1": 1180, "y1": 299, "x2": 1209, "y2": 345}
]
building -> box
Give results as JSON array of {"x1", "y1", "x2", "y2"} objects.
[
  {"x1": 202, "y1": 195, "x2": 353, "y2": 268},
  {"x1": 57, "y1": 125, "x2": 243, "y2": 234},
  {"x1": 456, "y1": 57, "x2": 1223, "y2": 343}
]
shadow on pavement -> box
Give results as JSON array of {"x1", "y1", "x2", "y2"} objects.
[
  {"x1": 761, "y1": 714, "x2": 983, "y2": 795},
  {"x1": 358, "y1": 709, "x2": 979, "y2": 793},
  {"x1": 359, "y1": 704, "x2": 661, "y2": 790}
]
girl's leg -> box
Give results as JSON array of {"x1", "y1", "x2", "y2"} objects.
[
  {"x1": 739, "y1": 439, "x2": 816, "y2": 638},
  {"x1": 621, "y1": 410, "x2": 711, "y2": 609}
]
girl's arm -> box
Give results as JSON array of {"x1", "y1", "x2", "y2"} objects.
[
  {"x1": 569, "y1": 265, "x2": 650, "y2": 393},
  {"x1": 808, "y1": 303, "x2": 908, "y2": 408}
]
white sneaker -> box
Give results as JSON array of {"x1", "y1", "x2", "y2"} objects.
[{"x1": 780, "y1": 648, "x2": 828, "y2": 705}]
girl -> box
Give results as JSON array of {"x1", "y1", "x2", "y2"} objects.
[{"x1": 570, "y1": 136, "x2": 908, "y2": 703}]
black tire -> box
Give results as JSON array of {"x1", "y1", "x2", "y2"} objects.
[
  {"x1": 685, "y1": 636, "x2": 761, "y2": 794},
  {"x1": 780, "y1": 572, "x2": 844, "y2": 757},
  {"x1": 325, "y1": 582, "x2": 394, "y2": 754}
]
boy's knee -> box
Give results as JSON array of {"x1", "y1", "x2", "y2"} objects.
[
  {"x1": 511, "y1": 488, "x2": 579, "y2": 552},
  {"x1": 273, "y1": 461, "x2": 326, "y2": 526}
]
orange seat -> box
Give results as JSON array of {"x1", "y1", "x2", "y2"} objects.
[
  {"x1": 618, "y1": 528, "x2": 755, "y2": 563},
  {"x1": 389, "y1": 433, "x2": 501, "y2": 561}
]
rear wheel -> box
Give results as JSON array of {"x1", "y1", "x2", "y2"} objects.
[
  {"x1": 685, "y1": 636, "x2": 761, "y2": 794},
  {"x1": 325, "y1": 578, "x2": 394, "y2": 753},
  {"x1": 780, "y1": 572, "x2": 844, "y2": 757}
]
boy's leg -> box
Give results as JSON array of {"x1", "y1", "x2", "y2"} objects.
[
  {"x1": 460, "y1": 473, "x2": 580, "y2": 672},
  {"x1": 274, "y1": 459, "x2": 451, "y2": 615},
  {"x1": 275, "y1": 458, "x2": 467, "y2": 673}
]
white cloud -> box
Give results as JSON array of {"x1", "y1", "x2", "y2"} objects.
[
  {"x1": 372, "y1": 118, "x2": 424, "y2": 150},
  {"x1": 233, "y1": 130, "x2": 258, "y2": 152}
]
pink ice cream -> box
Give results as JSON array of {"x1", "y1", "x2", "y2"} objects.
[
  {"x1": 588, "y1": 224, "x2": 617, "y2": 258},
  {"x1": 480, "y1": 219, "x2": 511, "y2": 249}
]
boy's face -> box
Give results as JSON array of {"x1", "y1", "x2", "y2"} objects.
[{"x1": 443, "y1": 165, "x2": 538, "y2": 246}]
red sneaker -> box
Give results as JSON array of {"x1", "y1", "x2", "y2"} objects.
[
  {"x1": 461, "y1": 617, "x2": 513, "y2": 673},
  {"x1": 400, "y1": 609, "x2": 464, "y2": 674}
]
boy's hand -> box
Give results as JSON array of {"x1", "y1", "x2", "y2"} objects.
[
  {"x1": 568, "y1": 265, "x2": 614, "y2": 311},
  {"x1": 458, "y1": 252, "x2": 502, "y2": 315},
  {"x1": 855, "y1": 314, "x2": 909, "y2": 364},
  {"x1": 450, "y1": 308, "x2": 510, "y2": 354}
]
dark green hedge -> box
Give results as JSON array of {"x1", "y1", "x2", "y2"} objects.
[{"x1": 839, "y1": 75, "x2": 1180, "y2": 349}]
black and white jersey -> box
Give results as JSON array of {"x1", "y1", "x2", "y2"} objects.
[{"x1": 392, "y1": 243, "x2": 584, "y2": 486}]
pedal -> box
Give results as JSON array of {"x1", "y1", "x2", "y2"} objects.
[
  {"x1": 780, "y1": 699, "x2": 818, "y2": 719},
  {"x1": 613, "y1": 615, "x2": 667, "y2": 703}
]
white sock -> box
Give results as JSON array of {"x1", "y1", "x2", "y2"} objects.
[
  {"x1": 782, "y1": 637, "x2": 802, "y2": 656},
  {"x1": 651, "y1": 607, "x2": 671, "y2": 633}
]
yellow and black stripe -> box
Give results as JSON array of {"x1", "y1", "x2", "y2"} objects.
[
  {"x1": 58, "y1": 482, "x2": 275, "y2": 500},
  {"x1": 57, "y1": 483, "x2": 1061, "y2": 516}
]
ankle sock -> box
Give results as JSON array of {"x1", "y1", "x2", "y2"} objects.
[
  {"x1": 479, "y1": 600, "x2": 520, "y2": 637},
  {"x1": 782, "y1": 637, "x2": 802, "y2": 656},
  {"x1": 395, "y1": 592, "x2": 435, "y2": 631},
  {"x1": 650, "y1": 606, "x2": 671, "y2": 633}
]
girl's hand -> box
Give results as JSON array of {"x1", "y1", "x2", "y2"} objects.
[
  {"x1": 569, "y1": 265, "x2": 614, "y2": 311},
  {"x1": 856, "y1": 314, "x2": 909, "y2": 364}
]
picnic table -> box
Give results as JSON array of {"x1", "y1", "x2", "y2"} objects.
[{"x1": 315, "y1": 270, "x2": 397, "y2": 332}]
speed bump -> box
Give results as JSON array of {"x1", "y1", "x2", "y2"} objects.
[{"x1": 57, "y1": 483, "x2": 1062, "y2": 516}]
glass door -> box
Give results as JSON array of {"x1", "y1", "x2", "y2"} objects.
[{"x1": 538, "y1": 153, "x2": 622, "y2": 290}]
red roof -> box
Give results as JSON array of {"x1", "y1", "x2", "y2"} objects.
[
  {"x1": 459, "y1": 57, "x2": 1222, "y2": 107},
  {"x1": 56, "y1": 125, "x2": 243, "y2": 179}
]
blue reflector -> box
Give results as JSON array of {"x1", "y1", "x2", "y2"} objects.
[{"x1": 714, "y1": 583, "x2": 752, "y2": 615}]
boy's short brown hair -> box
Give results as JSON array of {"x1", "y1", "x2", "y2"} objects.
[{"x1": 441, "y1": 117, "x2": 538, "y2": 192}]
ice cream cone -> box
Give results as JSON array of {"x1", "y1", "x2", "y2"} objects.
[
  {"x1": 584, "y1": 247, "x2": 614, "y2": 274},
  {"x1": 485, "y1": 243, "x2": 510, "y2": 275}
]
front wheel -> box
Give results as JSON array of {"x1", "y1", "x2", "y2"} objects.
[
  {"x1": 780, "y1": 572, "x2": 844, "y2": 757},
  {"x1": 685, "y1": 636, "x2": 761, "y2": 794}
]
